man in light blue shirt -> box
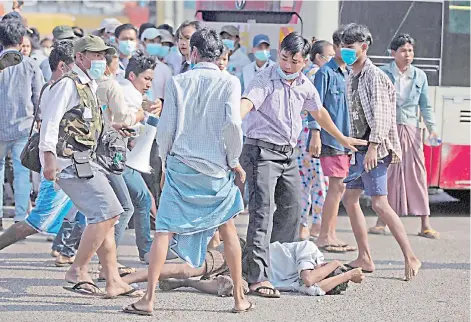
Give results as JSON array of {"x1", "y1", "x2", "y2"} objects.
[
  {"x1": 123, "y1": 27, "x2": 253, "y2": 316},
  {"x1": 370, "y1": 34, "x2": 439, "y2": 239},
  {"x1": 0, "y1": 20, "x2": 44, "y2": 227}
]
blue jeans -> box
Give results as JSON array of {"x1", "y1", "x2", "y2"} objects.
[
  {"x1": 51, "y1": 212, "x2": 87, "y2": 258},
  {"x1": 0, "y1": 137, "x2": 31, "y2": 221},
  {"x1": 123, "y1": 167, "x2": 152, "y2": 260},
  {"x1": 107, "y1": 173, "x2": 134, "y2": 246}
]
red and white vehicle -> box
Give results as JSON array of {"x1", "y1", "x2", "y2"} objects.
[
  {"x1": 342, "y1": 0, "x2": 471, "y2": 201},
  {"x1": 195, "y1": 0, "x2": 471, "y2": 200}
]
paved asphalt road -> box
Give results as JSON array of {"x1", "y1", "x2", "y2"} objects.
[{"x1": 0, "y1": 193, "x2": 469, "y2": 322}]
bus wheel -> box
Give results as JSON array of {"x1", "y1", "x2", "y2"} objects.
[{"x1": 445, "y1": 190, "x2": 470, "y2": 203}]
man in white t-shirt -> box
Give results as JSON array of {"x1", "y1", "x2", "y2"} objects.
[
  {"x1": 241, "y1": 34, "x2": 275, "y2": 92},
  {"x1": 139, "y1": 27, "x2": 173, "y2": 101}
]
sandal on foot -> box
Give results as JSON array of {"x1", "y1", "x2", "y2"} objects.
[
  {"x1": 418, "y1": 229, "x2": 440, "y2": 239},
  {"x1": 318, "y1": 245, "x2": 347, "y2": 253},
  {"x1": 104, "y1": 288, "x2": 144, "y2": 299},
  {"x1": 344, "y1": 264, "x2": 374, "y2": 274},
  {"x1": 339, "y1": 244, "x2": 357, "y2": 252},
  {"x1": 122, "y1": 304, "x2": 153, "y2": 316},
  {"x1": 249, "y1": 286, "x2": 280, "y2": 298},
  {"x1": 63, "y1": 281, "x2": 105, "y2": 297},
  {"x1": 368, "y1": 226, "x2": 387, "y2": 235},
  {"x1": 232, "y1": 302, "x2": 255, "y2": 313}
]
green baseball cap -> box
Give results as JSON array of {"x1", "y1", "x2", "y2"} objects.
[
  {"x1": 74, "y1": 35, "x2": 116, "y2": 55},
  {"x1": 52, "y1": 25, "x2": 75, "y2": 40}
]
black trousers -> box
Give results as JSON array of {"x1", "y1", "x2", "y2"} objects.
[{"x1": 241, "y1": 143, "x2": 301, "y2": 284}]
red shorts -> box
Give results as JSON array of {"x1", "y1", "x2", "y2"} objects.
[{"x1": 320, "y1": 154, "x2": 350, "y2": 178}]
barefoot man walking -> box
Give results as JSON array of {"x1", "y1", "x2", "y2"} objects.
[{"x1": 123, "y1": 28, "x2": 252, "y2": 316}]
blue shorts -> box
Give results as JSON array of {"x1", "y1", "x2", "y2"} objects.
[{"x1": 346, "y1": 152, "x2": 392, "y2": 196}]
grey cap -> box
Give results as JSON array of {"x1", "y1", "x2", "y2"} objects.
[
  {"x1": 53, "y1": 25, "x2": 75, "y2": 40},
  {"x1": 220, "y1": 25, "x2": 239, "y2": 37},
  {"x1": 73, "y1": 35, "x2": 116, "y2": 55}
]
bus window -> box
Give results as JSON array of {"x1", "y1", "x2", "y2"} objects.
[{"x1": 441, "y1": 1, "x2": 470, "y2": 87}]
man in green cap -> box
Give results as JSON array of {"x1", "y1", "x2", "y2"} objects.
[
  {"x1": 39, "y1": 35, "x2": 139, "y2": 297},
  {"x1": 40, "y1": 25, "x2": 76, "y2": 81}
]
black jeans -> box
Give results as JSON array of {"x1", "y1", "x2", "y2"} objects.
[{"x1": 241, "y1": 143, "x2": 301, "y2": 284}]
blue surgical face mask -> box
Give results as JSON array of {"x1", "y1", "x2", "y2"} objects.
[
  {"x1": 146, "y1": 44, "x2": 170, "y2": 58},
  {"x1": 86, "y1": 59, "x2": 106, "y2": 80},
  {"x1": 340, "y1": 48, "x2": 358, "y2": 66},
  {"x1": 222, "y1": 39, "x2": 235, "y2": 51},
  {"x1": 254, "y1": 50, "x2": 270, "y2": 62},
  {"x1": 109, "y1": 36, "x2": 116, "y2": 45},
  {"x1": 276, "y1": 65, "x2": 299, "y2": 81},
  {"x1": 118, "y1": 40, "x2": 136, "y2": 56}
]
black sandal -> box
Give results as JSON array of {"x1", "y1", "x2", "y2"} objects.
[{"x1": 249, "y1": 286, "x2": 280, "y2": 298}]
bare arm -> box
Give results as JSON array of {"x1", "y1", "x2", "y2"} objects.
[
  {"x1": 309, "y1": 107, "x2": 367, "y2": 151},
  {"x1": 300, "y1": 260, "x2": 342, "y2": 287},
  {"x1": 240, "y1": 98, "x2": 254, "y2": 120}
]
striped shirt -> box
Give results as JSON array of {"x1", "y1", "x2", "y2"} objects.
[
  {"x1": 347, "y1": 59, "x2": 402, "y2": 163},
  {"x1": 0, "y1": 56, "x2": 44, "y2": 141},
  {"x1": 157, "y1": 62, "x2": 243, "y2": 178},
  {"x1": 242, "y1": 64, "x2": 322, "y2": 148}
]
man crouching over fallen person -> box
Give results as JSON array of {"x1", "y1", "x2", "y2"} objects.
[{"x1": 121, "y1": 239, "x2": 365, "y2": 297}]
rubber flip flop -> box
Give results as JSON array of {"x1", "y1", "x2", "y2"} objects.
[
  {"x1": 63, "y1": 281, "x2": 105, "y2": 297},
  {"x1": 368, "y1": 226, "x2": 388, "y2": 235},
  {"x1": 122, "y1": 304, "x2": 153, "y2": 316},
  {"x1": 232, "y1": 302, "x2": 255, "y2": 313},
  {"x1": 344, "y1": 263, "x2": 374, "y2": 274},
  {"x1": 249, "y1": 286, "x2": 281, "y2": 298},
  {"x1": 339, "y1": 244, "x2": 357, "y2": 252},
  {"x1": 103, "y1": 288, "x2": 144, "y2": 299},
  {"x1": 318, "y1": 245, "x2": 347, "y2": 253},
  {"x1": 418, "y1": 229, "x2": 440, "y2": 239}
]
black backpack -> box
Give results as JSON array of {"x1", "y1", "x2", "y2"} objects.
[{"x1": 95, "y1": 123, "x2": 127, "y2": 175}]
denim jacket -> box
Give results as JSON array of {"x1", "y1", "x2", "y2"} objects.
[
  {"x1": 380, "y1": 62, "x2": 436, "y2": 133},
  {"x1": 307, "y1": 59, "x2": 350, "y2": 153}
]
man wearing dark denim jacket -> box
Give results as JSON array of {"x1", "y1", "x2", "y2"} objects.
[{"x1": 307, "y1": 26, "x2": 356, "y2": 253}]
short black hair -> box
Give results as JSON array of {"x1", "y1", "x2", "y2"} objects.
[
  {"x1": 190, "y1": 27, "x2": 223, "y2": 61},
  {"x1": 176, "y1": 20, "x2": 203, "y2": 38},
  {"x1": 115, "y1": 23, "x2": 137, "y2": 39},
  {"x1": 48, "y1": 39, "x2": 74, "y2": 72},
  {"x1": 280, "y1": 32, "x2": 310, "y2": 58},
  {"x1": 104, "y1": 52, "x2": 117, "y2": 67},
  {"x1": 332, "y1": 25, "x2": 346, "y2": 47},
  {"x1": 157, "y1": 23, "x2": 173, "y2": 35},
  {"x1": 125, "y1": 50, "x2": 156, "y2": 78},
  {"x1": 341, "y1": 23, "x2": 373, "y2": 46},
  {"x1": 309, "y1": 40, "x2": 333, "y2": 62},
  {"x1": 390, "y1": 33, "x2": 415, "y2": 51},
  {"x1": 0, "y1": 20, "x2": 26, "y2": 47},
  {"x1": 138, "y1": 22, "x2": 156, "y2": 40}
]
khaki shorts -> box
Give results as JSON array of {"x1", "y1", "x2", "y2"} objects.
[{"x1": 57, "y1": 166, "x2": 123, "y2": 224}]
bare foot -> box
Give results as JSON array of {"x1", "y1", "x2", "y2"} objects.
[
  {"x1": 233, "y1": 297, "x2": 253, "y2": 312},
  {"x1": 348, "y1": 268, "x2": 365, "y2": 283},
  {"x1": 249, "y1": 281, "x2": 280, "y2": 297},
  {"x1": 299, "y1": 225, "x2": 310, "y2": 240},
  {"x1": 309, "y1": 223, "x2": 321, "y2": 237},
  {"x1": 347, "y1": 258, "x2": 375, "y2": 273},
  {"x1": 316, "y1": 236, "x2": 341, "y2": 248},
  {"x1": 159, "y1": 278, "x2": 184, "y2": 291},
  {"x1": 105, "y1": 280, "x2": 135, "y2": 298},
  {"x1": 124, "y1": 297, "x2": 153, "y2": 315},
  {"x1": 405, "y1": 257, "x2": 421, "y2": 281},
  {"x1": 65, "y1": 266, "x2": 93, "y2": 285}
]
